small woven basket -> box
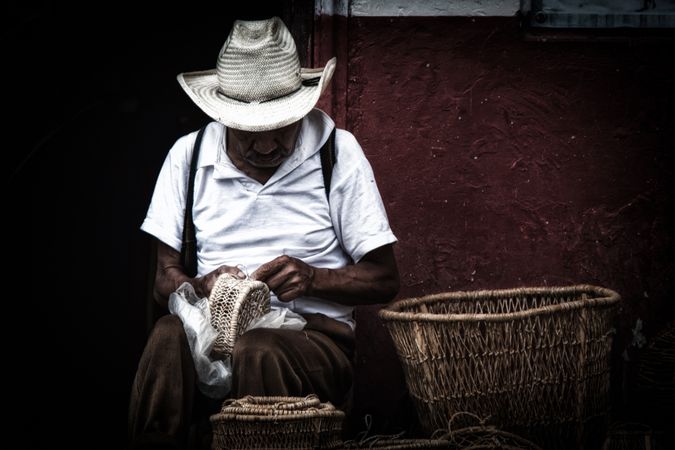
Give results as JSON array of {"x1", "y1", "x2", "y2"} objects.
[
  {"x1": 210, "y1": 395, "x2": 345, "y2": 450},
  {"x1": 208, "y1": 273, "x2": 271, "y2": 358},
  {"x1": 379, "y1": 285, "x2": 620, "y2": 449}
]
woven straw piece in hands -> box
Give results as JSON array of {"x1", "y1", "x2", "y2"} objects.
[
  {"x1": 210, "y1": 394, "x2": 345, "y2": 449},
  {"x1": 379, "y1": 285, "x2": 620, "y2": 450},
  {"x1": 208, "y1": 273, "x2": 271, "y2": 359}
]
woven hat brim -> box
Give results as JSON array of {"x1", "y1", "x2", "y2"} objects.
[{"x1": 177, "y1": 58, "x2": 336, "y2": 132}]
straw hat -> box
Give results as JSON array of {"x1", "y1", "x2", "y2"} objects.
[{"x1": 177, "y1": 16, "x2": 336, "y2": 132}]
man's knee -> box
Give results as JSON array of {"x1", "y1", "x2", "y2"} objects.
[
  {"x1": 231, "y1": 328, "x2": 300, "y2": 377},
  {"x1": 147, "y1": 315, "x2": 187, "y2": 350},
  {"x1": 231, "y1": 328, "x2": 301, "y2": 396},
  {"x1": 232, "y1": 328, "x2": 287, "y2": 361}
]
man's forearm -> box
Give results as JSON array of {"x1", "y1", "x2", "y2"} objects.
[
  {"x1": 153, "y1": 266, "x2": 196, "y2": 307},
  {"x1": 309, "y1": 261, "x2": 399, "y2": 306},
  {"x1": 252, "y1": 244, "x2": 400, "y2": 305},
  {"x1": 154, "y1": 240, "x2": 217, "y2": 306}
]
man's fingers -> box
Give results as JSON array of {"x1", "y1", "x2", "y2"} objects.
[
  {"x1": 252, "y1": 256, "x2": 288, "y2": 281},
  {"x1": 264, "y1": 270, "x2": 294, "y2": 293},
  {"x1": 253, "y1": 256, "x2": 313, "y2": 302},
  {"x1": 276, "y1": 286, "x2": 301, "y2": 302},
  {"x1": 217, "y1": 265, "x2": 246, "y2": 279}
]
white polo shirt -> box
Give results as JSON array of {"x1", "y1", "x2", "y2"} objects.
[{"x1": 141, "y1": 108, "x2": 397, "y2": 327}]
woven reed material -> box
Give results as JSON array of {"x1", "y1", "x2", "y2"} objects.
[
  {"x1": 216, "y1": 18, "x2": 301, "y2": 103},
  {"x1": 446, "y1": 426, "x2": 543, "y2": 450},
  {"x1": 344, "y1": 438, "x2": 451, "y2": 449},
  {"x1": 430, "y1": 412, "x2": 543, "y2": 450},
  {"x1": 602, "y1": 422, "x2": 661, "y2": 450},
  {"x1": 379, "y1": 285, "x2": 620, "y2": 450},
  {"x1": 210, "y1": 394, "x2": 345, "y2": 449},
  {"x1": 343, "y1": 414, "x2": 451, "y2": 449},
  {"x1": 177, "y1": 17, "x2": 336, "y2": 132},
  {"x1": 208, "y1": 274, "x2": 271, "y2": 359},
  {"x1": 636, "y1": 321, "x2": 674, "y2": 408}
]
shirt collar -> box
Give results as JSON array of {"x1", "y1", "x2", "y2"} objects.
[{"x1": 204, "y1": 109, "x2": 335, "y2": 182}]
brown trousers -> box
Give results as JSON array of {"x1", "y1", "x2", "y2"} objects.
[{"x1": 128, "y1": 314, "x2": 354, "y2": 450}]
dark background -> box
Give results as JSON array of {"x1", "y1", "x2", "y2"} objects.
[
  {"x1": 6, "y1": 1, "x2": 675, "y2": 449},
  {"x1": 5, "y1": 2, "x2": 291, "y2": 448}
]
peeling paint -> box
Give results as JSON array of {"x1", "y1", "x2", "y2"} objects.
[
  {"x1": 350, "y1": 0, "x2": 520, "y2": 17},
  {"x1": 335, "y1": 15, "x2": 675, "y2": 431},
  {"x1": 346, "y1": 16, "x2": 675, "y2": 324},
  {"x1": 315, "y1": 0, "x2": 349, "y2": 17}
]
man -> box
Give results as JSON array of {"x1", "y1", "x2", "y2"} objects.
[{"x1": 129, "y1": 16, "x2": 399, "y2": 449}]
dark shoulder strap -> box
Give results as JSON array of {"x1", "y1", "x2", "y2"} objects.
[
  {"x1": 180, "y1": 125, "x2": 207, "y2": 278},
  {"x1": 182, "y1": 125, "x2": 332, "y2": 276},
  {"x1": 320, "y1": 127, "x2": 337, "y2": 200}
]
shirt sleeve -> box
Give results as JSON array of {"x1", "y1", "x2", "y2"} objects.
[
  {"x1": 140, "y1": 134, "x2": 193, "y2": 252},
  {"x1": 329, "y1": 130, "x2": 398, "y2": 262}
]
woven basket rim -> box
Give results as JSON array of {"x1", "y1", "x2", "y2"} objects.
[
  {"x1": 210, "y1": 409, "x2": 345, "y2": 423},
  {"x1": 379, "y1": 284, "x2": 620, "y2": 323},
  {"x1": 211, "y1": 395, "x2": 345, "y2": 422},
  {"x1": 227, "y1": 395, "x2": 322, "y2": 410}
]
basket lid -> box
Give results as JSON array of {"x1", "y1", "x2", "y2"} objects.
[{"x1": 215, "y1": 395, "x2": 345, "y2": 419}]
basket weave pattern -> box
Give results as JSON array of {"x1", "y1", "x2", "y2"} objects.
[
  {"x1": 344, "y1": 438, "x2": 451, "y2": 449},
  {"x1": 210, "y1": 395, "x2": 345, "y2": 449},
  {"x1": 379, "y1": 285, "x2": 620, "y2": 448},
  {"x1": 208, "y1": 273, "x2": 271, "y2": 358},
  {"x1": 636, "y1": 321, "x2": 675, "y2": 408}
]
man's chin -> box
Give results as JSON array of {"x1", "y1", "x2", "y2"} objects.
[
  {"x1": 248, "y1": 160, "x2": 283, "y2": 169},
  {"x1": 246, "y1": 155, "x2": 287, "y2": 168}
]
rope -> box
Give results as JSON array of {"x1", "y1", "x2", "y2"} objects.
[{"x1": 342, "y1": 415, "x2": 407, "y2": 448}]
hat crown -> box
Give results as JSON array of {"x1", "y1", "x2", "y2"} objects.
[{"x1": 217, "y1": 17, "x2": 301, "y2": 104}]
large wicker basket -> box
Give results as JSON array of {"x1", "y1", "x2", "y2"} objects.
[
  {"x1": 210, "y1": 395, "x2": 345, "y2": 449},
  {"x1": 379, "y1": 285, "x2": 620, "y2": 449}
]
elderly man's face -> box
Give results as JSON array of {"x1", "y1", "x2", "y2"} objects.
[{"x1": 228, "y1": 121, "x2": 302, "y2": 169}]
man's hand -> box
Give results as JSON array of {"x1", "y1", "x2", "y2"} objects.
[
  {"x1": 252, "y1": 255, "x2": 315, "y2": 302},
  {"x1": 251, "y1": 244, "x2": 399, "y2": 306},
  {"x1": 154, "y1": 240, "x2": 248, "y2": 306},
  {"x1": 197, "y1": 265, "x2": 246, "y2": 298}
]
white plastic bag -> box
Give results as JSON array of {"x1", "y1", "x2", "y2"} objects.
[
  {"x1": 168, "y1": 282, "x2": 307, "y2": 399},
  {"x1": 247, "y1": 307, "x2": 307, "y2": 331},
  {"x1": 168, "y1": 283, "x2": 231, "y2": 399}
]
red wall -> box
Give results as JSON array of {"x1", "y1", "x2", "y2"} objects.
[{"x1": 318, "y1": 16, "x2": 675, "y2": 433}]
